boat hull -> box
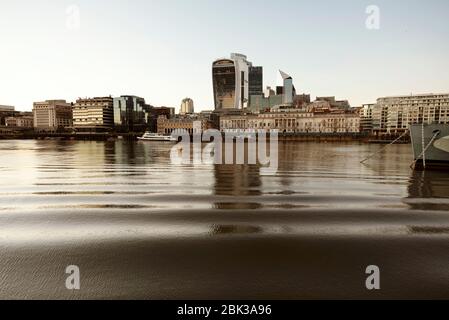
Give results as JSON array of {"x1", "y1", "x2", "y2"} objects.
[
  {"x1": 138, "y1": 132, "x2": 178, "y2": 142},
  {"x1": 137, "y1": 137, "x2": 177, "y2": 142},
  {"x1": 410, "y1": 124, "x2": 449, "y2": 169}
]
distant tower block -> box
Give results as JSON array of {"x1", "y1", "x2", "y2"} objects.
[
  {"x1": 180, "y1": 98, "x2": 194, "y2": 115},
  {"x1": 279, "y1": 70, "x2": 295, "y2": 105}
]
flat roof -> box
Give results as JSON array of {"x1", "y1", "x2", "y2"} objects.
[
  {"x1": 378, "y1": 93, "x2": 449, "y2": 99},
  {"x1": 0, "y1": 105, "x2": 15, "y2": 111}
]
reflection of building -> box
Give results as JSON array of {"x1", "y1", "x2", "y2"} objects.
[
  {"x1": 180, "y1": 98, "x2": 194, "y2": 115},
  {"x1": 220, "y1": 109, "x2": 360, "y2": 134},
  {"x1": 73, "y1": 97, "x2": 114, "y2": 132},
  {"x1": 213, "y1": 53, "x2": 262, "y2": 110},
  {"x1": 33, "y1": 100, "x2": 72, "y2": 132},
  {"x1": 157, "y1": 115, "x2": 213, "y2": 135},
  {"x1": 407, "y1": 170, "x2": 449, "y2": 206},
  {"x1": 113, "y1": 95, "x2": 149, "y2": 133},
  {"x1": 373, "y1": 93, "x2": 449, "y2": 135},
  {"x1": 213, "y1": 164, "x2": 262, "y2": 200}
]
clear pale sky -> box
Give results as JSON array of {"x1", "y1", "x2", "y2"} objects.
[{"x1": 1, "y1": 0, "x2": 448, "y2": 111}]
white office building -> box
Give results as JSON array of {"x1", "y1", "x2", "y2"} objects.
[{"x1": 373, "y1": 93, "x2": 449, "y2": 134}]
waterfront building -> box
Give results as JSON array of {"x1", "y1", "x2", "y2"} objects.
[
  {"x1": 157, "y1": 115, "x2": 213, "y2": 135},
  {"x1": 199, "y1": 110, "x2": 214, "y2": 119},
  {"x1": 0, "y1": 105, "x2": 17, "y2": 126},
  {"x1": 306, "y1": 99, "x2": 332, "y2": 112},
  {"x1": 33, "y1": 100, "x2": 72, "y2": 132},
  {"x1": 213, "y1": 53, "x2": 262, "y2": 110},
  {"x1": 220, "y1": 109, "x2": 360, "y2": 134},
  {"x1": 5, "y1": 113, "x2": 34, "y2": 128},
  {"x1": 180, "y1": 98, "x2": 194, "y2": 115},
  {"x1": 148, "y1": 106, "x2": 175, "y2": 133},
  {"x1": 372, "y1": 104, "x2": 388, "y2": 134},
  {"x1": 373, "y1": 93, "x2": 449, "y2": 135},
  {"x1": 315, "y1": 97, "x2": 350, "y2": 110},
  {"x1": 294, "y1": 94, "x2": 311, "y2": 109},
  {"x1": 307, "y1": 97, "x2": 351, "y2": 113},
  {"x1": 73, "y1": 97, "x2": 114, "y2": 132},
  {"x1": 359, "y1": 104, "x2": 375, "y2": 133},
  {"x1": 0, "y1": 105, "x2": 15, "y2": 111},
  {"x1": 113, "y1": 95, "x2": 150, "y2": 133}
]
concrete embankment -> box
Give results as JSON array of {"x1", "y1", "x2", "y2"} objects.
[{"x1": 0, "y1": 132, "x2": 411, "y2": 144}]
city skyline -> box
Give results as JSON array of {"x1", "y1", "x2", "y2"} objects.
[{"x1": 1, "y1": 0, "x2": 449, "y2": 111}]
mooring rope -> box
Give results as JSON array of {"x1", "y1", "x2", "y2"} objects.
[
  {"x1": 414, "y1": 130, "x2": 440, "y2": 169},
  {"x1": 421, "y1": 123, "x2": 426, "y2": 168},
  {"x1": 360, "y1": 130, "x2": 409, "y2": 164}
]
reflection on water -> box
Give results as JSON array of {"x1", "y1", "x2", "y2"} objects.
[
  {"x1": 211, "y1": 225, "x2": 263, "y2": 235},
  {"x1": 1, "y1": 138, "x2": 449, "y2": 239},
  {"x1": 214, "y1": 164, "x2": 262, "y2": 197},
  {"x1": 1, "y1": 139, "x2": 449, "y2": 299},
  {"x1": 407, "y1": 170, "x2": 449, "y2": 199},
  {"x1": 408, "y1": 226, "x2": 449, "y2": 235},
  {"x1": 0, "y1": 137, "x2": 443, "y2": 225},
  {"x1": 405, "y1": 170, "x2": 449, "y2": 211}
]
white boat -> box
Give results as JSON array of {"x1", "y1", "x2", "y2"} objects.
[{"x1": 138, "y1": 132, "x2": 178, "y2": 142}]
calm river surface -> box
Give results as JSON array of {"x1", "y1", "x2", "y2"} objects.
[{"x1": 1, "y1": 139, "x2": 449, "y2": 299}]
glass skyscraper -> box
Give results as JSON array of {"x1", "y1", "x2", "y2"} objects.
[
  {"x1": 212, "y1": 53, "x2": 262, "y2": 111},
  {"x1": 249, "y1": 66, "x2": 263, "y2": 97},
  {"x1": 113, "y1": 96, "x2": 149, "y2": 133},
  {"x1": 212, "y1": 58, "x2": 239, "y2": 110}
]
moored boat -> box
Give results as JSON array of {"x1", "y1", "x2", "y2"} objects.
[
  {"x1": 410, "y1": 123, "x2": 449, "y2": 169},
  {"x1": 138, "y1": 132, "x2": 178, "y2": 142}
]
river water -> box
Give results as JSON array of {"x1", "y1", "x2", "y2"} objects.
[{"x1": 0, "y1": 139, "x2": 449, "y2": 299}]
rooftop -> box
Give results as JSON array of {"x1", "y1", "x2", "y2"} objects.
[{"x1": 0, "y1": 105, "x2": 15, "y2": 111}]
